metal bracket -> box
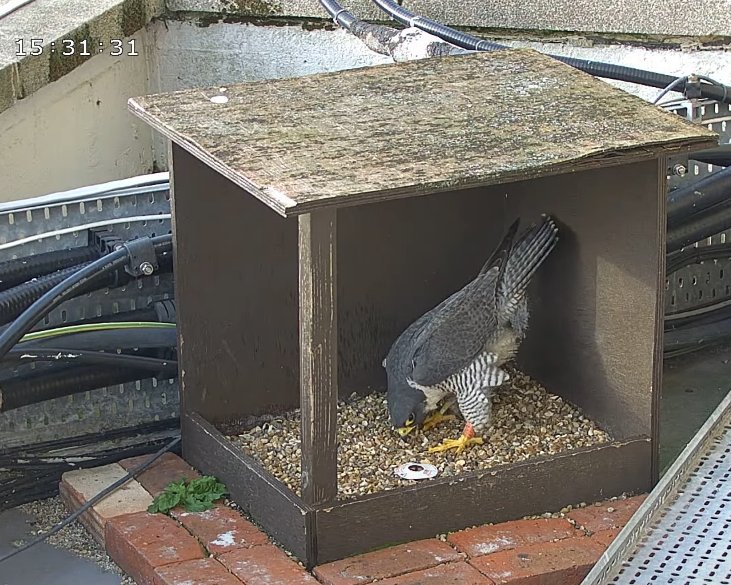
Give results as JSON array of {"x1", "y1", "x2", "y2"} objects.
[
  {"x1": 90, "y1": 227, "x2": 124, "y2": 255},
  {"x1": 123, "y1": 237, "x2": 159, "y2": 277},
  {"x1": 684, "y1": 74, "x2": 702, "y2": 100}
]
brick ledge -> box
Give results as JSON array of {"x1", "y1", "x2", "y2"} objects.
[{"x1": 59, "y1": 452, "x2": 647, "y2": 585}]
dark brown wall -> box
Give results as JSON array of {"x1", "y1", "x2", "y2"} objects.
[
  {"x1": 171, "y1": 145, "x2": 300, "y2": 423},
  {"x1": 504, "y1": 159, "x2": 661, "y2": 440}
]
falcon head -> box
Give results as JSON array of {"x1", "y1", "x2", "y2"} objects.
[{"x1": 386, "y1": 378, "x2": 428, "y2": 439}]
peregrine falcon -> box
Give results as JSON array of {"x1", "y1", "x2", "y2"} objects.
[{"x1": 382, "y1": 215, "x2": 559, "y2": 453}]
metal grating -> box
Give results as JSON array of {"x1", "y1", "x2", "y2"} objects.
[
  {"x1": 582, "y1": 391, "x2": 731, "y2": 585},
  {"x1": 610, "y1": 427, "x2": 730, "y2": 583},
  {"x1": 0, "y1": 176, "x2": 179, "y2": 449},
  {"x1": 665, "y1": 100, "x2": 731, "y2": 315}
]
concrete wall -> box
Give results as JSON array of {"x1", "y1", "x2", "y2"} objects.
[
  {"x1": 0, "y1": 30, "x2": 155, "y2": 201},
  {"x1": 147, "y1": 20, "x2": 390, "y2": 168},
  {"x1": 167, "y1": 0, "x2": 731, "y2": 38}
]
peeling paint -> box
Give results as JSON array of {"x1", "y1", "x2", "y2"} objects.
[{"x1": 474, "y1": 537, "x2": 515, "y2": 555}]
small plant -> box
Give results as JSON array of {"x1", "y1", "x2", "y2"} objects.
[{"x1": 148, "y1": 475, "x2": 228, "y2": 515}]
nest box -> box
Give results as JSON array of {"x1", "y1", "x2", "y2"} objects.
[{"x1": 130, "y1": 49, "x2": 717, "y2": 567}]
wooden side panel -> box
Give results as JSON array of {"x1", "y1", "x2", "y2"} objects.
[
  {"x1": 314, "y1": 438, "x2": 651, "y2": 564},
  {"x1": 170, "y1": 145, "x2": 300, "y2": 423},
  {"x1": 651, "y1": 157, "x2": 668, "y2": 483},
  {"x1": 504, "y1": 159, "x2": 661, "y2": 441},
  {"x1": 182, "y1": 412, "x2": 312, "y2": 560},
  {"x1": 299, "y1": 210, "x2": 339, "y2": 505}
]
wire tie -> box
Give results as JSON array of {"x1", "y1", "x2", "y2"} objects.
[{"x1": 409, "y1": 16, "x2": 423, "y2": 28}]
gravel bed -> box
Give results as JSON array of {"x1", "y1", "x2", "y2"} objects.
[
  {"x1": 229, "y1": 367, "x2": 612, "y2": 499},
  {"x1": 18, "y1": 497, "x2": 134, "y2": 585}
]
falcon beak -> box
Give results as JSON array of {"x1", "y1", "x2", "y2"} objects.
[{"x1": 397, "y1": 426, "x2": 415, "y2": 439}]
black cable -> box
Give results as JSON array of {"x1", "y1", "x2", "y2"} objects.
[
  {"x1": 358, "y1": 0, "x2": 731, "y2": 103},
  {"x1": 0, "y1": 420, "x2": 180, "y2": 496},
  {"x1": 691, "y1": 145, "x2": 731, "y2": 168},
  {"x1": 0, "y1": 263, "x2": 91, "y2": 325},
  {"x1": 3, "y1": 347, "x2": 177, "y2": 370},
  {"x1": 0, "y1": 235, "x2": 172, "y2": 362},
  {"x1": 0, "y1": 365, "x2": 172, "y2": 412},
  {"x1": 666, "y1": 204, "x2": 731, "y2": 253},
  {"x1": 667, "y1": 243, "x2": 731, "y2": 274},
  {"x1": 666, "y1": 298, "x2": 731, "y2": 329},
  {"x1": 368, "y1": 0, "x2": 509, "y2": 51},
  {"x1": 1, "y1": 431, "x2": 181, "y2": 510},
  {"x1": 0, "y1": 299, "x2": 178, "y2": 338},
  {"x1": 17, "y1": 327, "x2": 177, "y2": 352},
  {"x1": 0, "y1": 252, "x2": 174, "y2": 327},
  {"x1": 667, "y1": 166, "x2": 731, "y2": 230},
  {"x1": 0, "y1": 436, "x2": 181, "y2": 565},
  {"x1": 319, "y1": 0, "x2": 357, "y2": 28},
  {"x1": 0, "y1": 250, "x2": 127, "y2": 355},
  {"x1": 0, "y1": 419, "x2": 179, "y2": 461},
  {"x1": 0, "y1": 247, "x2": 99, "y2": 292},
  {"x1": 664, "y1": 315, "x2": 731, "y2": 353}
]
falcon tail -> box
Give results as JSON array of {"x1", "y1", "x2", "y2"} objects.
[
  {"x1": 497, "y1": 215, "x2": 559, "y2": 317},
  {"x1": 478, "y1": 218, "x2": 520, "y2": 276}
]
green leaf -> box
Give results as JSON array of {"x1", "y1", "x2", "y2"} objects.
[
  {"x1": 166, "y1": 479, "x2": 188, "y2": 495},
  {"x1": 146, "y1": 475, "x2": 228, "y2": 515},
  {"x1": 187, "y1": 476, "x2": 223, "y2": 495},
  {"x1": 183, "y1": 497, "x2": 211, "y2": 513},
  {"x1": 147, "y1": 487, "x2": 183, "y2": 514}
]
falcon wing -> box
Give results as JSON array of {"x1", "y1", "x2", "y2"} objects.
[{"x1": 409, "y1": 268, "x2": 500, "y2": 387}]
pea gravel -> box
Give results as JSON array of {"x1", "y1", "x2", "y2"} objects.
[
  {"x1": 230, "y1": 366, "x2": 612, "y2": 499},
  {"x1": 18, "y1": 496, "x2": 135, "y2": 585}
]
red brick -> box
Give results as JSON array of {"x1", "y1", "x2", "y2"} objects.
[
  {"x1": 566, "y1": 496, "x2": 646, "y2": 534},
  {"x1": 153, "y1": 558, "x2": 244, "y2": 585},
  {"x1": 448, "y1": 519, "x2": 579, "y2": 557},
  {"x1": 119, "y1": 452, "x2": 200, "y2": 496},
  {"x1": 106, "y1": 511, "x2": 205, "y2": 585},
  {"x1": 313, "y1": 539, "x2": 463, "y2": 585},
  {"x1": 591, "y1": 528, "x2": 620, "y2": 548},
  {"x1": 375, "y1": 561, "x2": 495, "y2": 585},
  {"x1": 219, "y1": 544, "x2": 318, "y2": 585},
  {"x1": 173, "y1": 505, "x2": 269, "y2": 554},
  {"x1": 470, "y1": 536, "x2": 604, "y2": 585}
]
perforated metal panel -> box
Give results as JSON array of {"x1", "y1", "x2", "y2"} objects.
[
  {"x1": 609, "y1": 427, "x2": 730, "y2": 583},
  {"x1": 582, "y1": 391, "x2": 731, "y2": 585},
  {"x1": 665, "y1": 101, "x2": 731, "y2": 315},
  {"x1": 0, "y1": 178, "x2": 179, "y2": 449}
]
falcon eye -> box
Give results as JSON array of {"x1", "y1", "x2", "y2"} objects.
[{"x1": 406, "y1": 413, "x2": 415, "y2": 425}]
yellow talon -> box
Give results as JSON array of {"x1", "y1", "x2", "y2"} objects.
[
  {"x1": 429, "y1": 423, "x2": 483, "y2": 454},
  {"x1": 428, "y1": 434, "x2": 484, "y2": 454},
  {"x1": 422, "y1": 398, "x2": 458, "y2": 432},
  {"x1": 422, "y1": 411, "x2": 457, "y2": 432}
]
